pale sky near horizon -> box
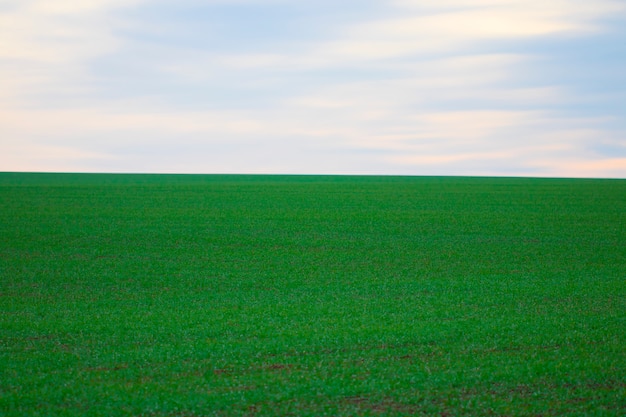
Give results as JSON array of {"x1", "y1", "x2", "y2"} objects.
[{"x1": 1, "y1": 0, "x2": 625, "y2": 177}]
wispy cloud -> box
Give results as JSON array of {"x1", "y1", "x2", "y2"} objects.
[{"x1": 1, "y1": 0, "x2": 625, "y2": 177}]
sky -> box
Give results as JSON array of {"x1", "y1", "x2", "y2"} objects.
[{"x1": 1, "y1": 0, "x2": 625, "y2": 177}]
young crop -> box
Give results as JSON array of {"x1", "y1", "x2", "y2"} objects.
[{"x1": 1, "y1": 173, "x2": 625, "y2": 416}]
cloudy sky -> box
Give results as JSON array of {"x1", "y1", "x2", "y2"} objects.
[{"x1": 1, "y1": 0, "x2": 625, "y2": 177}]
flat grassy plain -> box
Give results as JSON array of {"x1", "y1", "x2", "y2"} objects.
[{"x1": 1, "y1": 173, "x2": 625, "y2": 416}]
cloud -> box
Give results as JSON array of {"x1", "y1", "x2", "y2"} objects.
[
  {"x1": 0, "y1": 0, "x2": 142, "y2": 107},
  {"x1": 0, "y1": 0, "x2": 129, "y2": 62},
  {"x1": 1, "y1": 141, "x2": 116, "y2": 173},
  {"x1": 530, "y1": 157, "x2": 626, "y2": 179},
  {"x1": 210, "y1": 0, "x2": 625, "y2": 68},
  {"x1": 0, "y1": 0, "x2": 624, "y2": 177}
]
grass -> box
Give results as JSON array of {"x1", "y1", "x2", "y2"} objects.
[{"x1": 1, "y1": 172, "x2": 625, "y2": 416}]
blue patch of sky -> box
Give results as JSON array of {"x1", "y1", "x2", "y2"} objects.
[
  {"x1": 537, "y1": 37, "x2": 624, "y2": 94},
  {"x1": 117, "y1": 5, "x2": 299, "y2": 51},
  {"x1": 508, "y1": 23, "x2": 626, "y2": 112},
  {"x1": 452, "y1": 19, "x2": 626, "y2": 155},
  {"x1": 79, "y1": 1, "x2": 391, "y2": 108},
  {"x1": 591, "y1": 142, "x2": 626, "y2": 158},
  {"x1": 115, "y1": 1, "x2": 387, "y2": 51}
]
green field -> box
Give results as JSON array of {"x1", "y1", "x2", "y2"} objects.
[{"x1": 1, "y1": 173, "x2": 625, "y2": 416}]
